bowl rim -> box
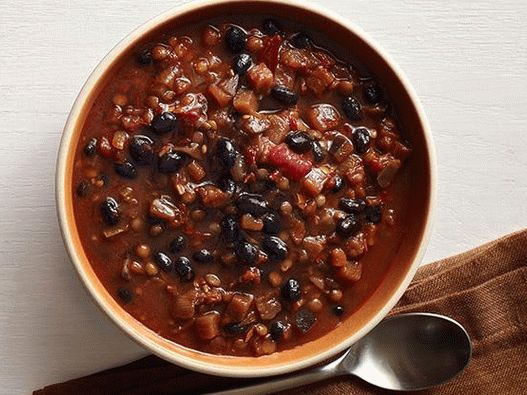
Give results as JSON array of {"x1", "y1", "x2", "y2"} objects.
[{"x1": 56, "y1": 0, "x2": 437, "y2": 377}]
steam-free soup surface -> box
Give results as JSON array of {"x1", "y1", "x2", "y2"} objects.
[{"x1": 72, "y1": 16, "x2": 413, "y2": 356}]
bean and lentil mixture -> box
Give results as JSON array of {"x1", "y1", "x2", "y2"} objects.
[{"x1": 72, "y1": 18, "x2": 412, "y2": 357}]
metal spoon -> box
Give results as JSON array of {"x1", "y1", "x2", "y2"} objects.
[{"x1": 211, "y1": 313, "x2": 471, "y2": 394}]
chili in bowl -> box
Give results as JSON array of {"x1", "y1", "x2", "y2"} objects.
[{"x1": 56, "y1": 0, "x2": 435, "y2": 378}]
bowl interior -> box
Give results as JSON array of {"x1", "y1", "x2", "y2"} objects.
[{"x1": 57, "y1": 0, "x2": 434, "y2": 377}]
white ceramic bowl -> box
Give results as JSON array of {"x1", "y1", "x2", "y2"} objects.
[{"x1": 56, "y1": 0, "x2": 436, "y2": 378}]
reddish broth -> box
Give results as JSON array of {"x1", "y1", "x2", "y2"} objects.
[{"x1": 72, "y1": 16, "x2": 414, "y2": 357}]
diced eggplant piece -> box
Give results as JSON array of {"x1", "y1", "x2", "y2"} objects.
[
  {"x1": 194, "y1": 311, "x2": 221, "y2": 340},
  {"x1": 329, "y1": 134, "x2": 354, "y2": 163},
  {"x1": 247, "y1": 62, "x2": 274, "y2": 93},
  {"x1": 288, "y1": 216, "x2": 306, "y2": 245},
  {"x1": 219, "y1": 74, "x2": 240, "y2": 96},
  {"x1": 294, "y1": 309, "x2": 317, "y2": 334},
  {"x1": 377, "y1": 158, "x2": 401, "y2": 188},
  {"x1": 222, "y1": 292, "x2": 254, "y2": 324},
  {"x1": 171, "y1": 290, "x2": 199, "y2": 320},
  {"x1": 302, "y1": 236, "x2": 327, "y2": 259},
  {"x1": 233, "y1": 89, "x2": 258, "y2": 114},
  {"x1": 207, "y1": 84, "x2": 233, "y2": 107},
  {"x1": 280, "y1": 48, "x2": 310, "y2": 70},
  {"x1": 306, "y1": 66, "x2": 335, "y2": 96},
  {"x1": 197, "y1": 185, "x2": 231, "y2": 208},
  {"x1": 306, "y1": 104, "x2": 341, "y2": 132},
  {"x1": 265, "y1": 111, "x2": 292, "y2": 145},
  {"x1": 256, "y1": 296, "x2": 282, "y2": 321},
  {"x1": 302, "y1": 167, "x2": 329, "y2": 197},
  {"x1": 239, "y1": 114, "x2": 271, "y2": 135}
]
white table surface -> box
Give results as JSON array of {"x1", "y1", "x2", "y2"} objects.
[{"x1": 1, "y1": 0, "x2": 526, "y2": 393}]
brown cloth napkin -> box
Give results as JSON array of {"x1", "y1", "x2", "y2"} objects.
[{"x1": 35, "y1": 230, "x2": 527, "y2": 395}]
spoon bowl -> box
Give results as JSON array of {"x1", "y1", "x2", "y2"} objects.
[
  {"x1": 213, "y1": 313, "x2": 471, "y2": 394},
  {"x1": 348, "y1": 313, "x2": 472, "y2": 391}
]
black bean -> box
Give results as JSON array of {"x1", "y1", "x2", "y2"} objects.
[
  {"x1": 262, "y1": 236, "x2": 288, "y2": 261},
  {"x1": 193, "y1": 249, "x2": 214, "y2": 264},
  {"x1": 342, "y1": 96, "x2": 362, "y2": 121},
  {"x1": 169, "y1": 235, "x2": 186, "y2": 253},
  {"x1": 225, "y1": 26, "x2": 247, "y2": 53},
  {"x1": 352, "y1": 127, "x2": 371, "y2": 154},
  {"x1": 154, "y1": 251, "x2": 173, "y2": 272},
  {"x1": 137, "y1": 48, "x2": 152, "y2": 65},
  {"x1": 83, "y1": 137, "x2": 97, "y2": 156},
  {"x1": 291, "y1": 32, "x2": 311, "y2": 49},
  {"x1": 236, "y1": 193, "x2": 269, "y2": 216},
  {"x1": 262, "y1": 212, "x2": 281, "y2": 235},
  {"x1": 174, "y1": 256, "x2": 195, "y2": 281},
  {"x1": 129, "y1": 135, "x2": 154, "y2": 165},
  {"x1": 151, "y1": 112, "x2": 178, "y2": 134},
  {"x1": 363, "y1": 82, "x2": 383, "y2": 104},
  {"x1": 271, "y1": 85, "x2": 298, "y2": 106},
  {"x1": 220, "y1": 215, "x2": 240, "y2": 243},
  {"x1": 331, "y1": 176, "x2": 345, "y2": 193},
  {"x1": 158, "y1": 149, "x2": 185, "y2": 173},
  {"x1": 294, "y1": 309, "x2": 317, "y2": 334},
  {"x1": 114, "y1": 161, "x2": 137, "y2": 179},
  {"x1": 281, "y1": 278, "x2": 301, "y2": 302},
  {"x1": 285, "y1": 132, "x2": 312, "y2": 154},
  {"x1": 219, "y1": 178, "x2": 237, "y2": 195},
  {"x1": 270, "y1": 321, "x2": 287, "y2": 341},
  {"x1": 217, "y1": 138, "x2": 238, "y2": 169},
  {"x1": 100, "y1": 197, "x2": 120, "y2": 226},
  {"x1": 339, "y1": 198, "x2": 366, "y2": 214},
  {"x1": 336, "y1": 214, "x2": 361, "y2": 238},
  {"x1": 117, "y1": 288, "x2": 133, "y2": 304},
  {"x1": 232, "y1": 53, "x2": 253, "y2": 75},
  {"x1": 333, "y1": 305, "x2": 345, "y2": 317},
  {"x1": 312, "y1": 140, "x2": 325, "y2": 163},
  {"x1": 365, "y1": 205, "x2": 382, "y2": 224},
  {"x1": 262, "y1": 18, "x2": 282, "y2": 35},
  {"x1": 235, "y1": 241, "x2": 259, "y2": 265},
  {"x1": 76, "y1": 180, "x2": 90, "y2": 198},
  {"x1": 224, "y1": 322, "x2": 250, "y2": 336}
]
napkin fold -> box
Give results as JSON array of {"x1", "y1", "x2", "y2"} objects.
[{"x1": 35, "y1": 230, "x2": 527, "y2": 394}]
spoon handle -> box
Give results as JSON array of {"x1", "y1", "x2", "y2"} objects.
[{"x1": 207, "y1": 357, "x2": 345, "y2": 395}]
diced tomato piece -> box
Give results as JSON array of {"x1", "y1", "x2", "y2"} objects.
[
  {"x1": 244, "y1": 146, "x2": 258, "y2": 166},
  {"x1": 178, "y1": 110, "x2": 200, "y2": 125},
  {"x1": 260, "y1": 35, "x2": 282, "y2": 72},
  {"x1": 98, "y1": 136, "x2": 114, "y2": 159},
  {"x1": 268, "y1": 143, "x2": 312, "y2": 181},
  {"x1": 269, "y1": 170, "x2": 282, "y2": 183},
  {"x1": 323, "y1": 174, "x2": 338, "y2": 191},
  {"x1": 289, "y1": 116, "x2": 298, "y2": 131}
]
